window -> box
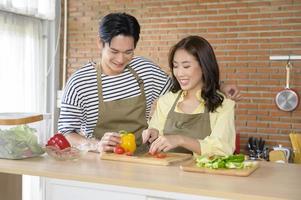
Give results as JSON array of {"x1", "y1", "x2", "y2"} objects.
[
  {"x1": 0, "y1": 0, "x2": 55, "y2": 20},
  {"x1": 0, "y1": 11, "x2": 46, "y2": 112},
  {"x1": 0, "y1": 1, "x2": 58, "y2": 200}
]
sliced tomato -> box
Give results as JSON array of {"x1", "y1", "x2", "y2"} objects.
[
  {"x1": 125, "y1": 152, "x2": 133, "y2": 156},
  {"x1": 147, "y1": 152, "x2": 153, "y2": 156},
  {"x1": 147, "y1": 152, "x2": 167, "y2": 159},
  {"x1": 155, "y1": 153, "x2": 167, "y2": 159}
]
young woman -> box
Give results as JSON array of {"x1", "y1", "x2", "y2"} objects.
[{"x1": 143, "y1": 36, "x2": 236, "y2": 156}]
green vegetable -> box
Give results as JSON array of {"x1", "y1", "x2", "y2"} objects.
[
  {"x1": 226, "y1": 154, "x2": 245, "y2": 162},
  {"x1": 196, "y1": 154, "x2": 250, "y2": 169},
  {"x1": 0, "y1": 125, "x2": 44, "y2": 159}
]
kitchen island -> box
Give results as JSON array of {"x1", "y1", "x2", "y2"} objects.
[{"x1": 0, "y1": 152, "x2": 300, "y2": 200}]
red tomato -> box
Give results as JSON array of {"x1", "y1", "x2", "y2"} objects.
[{"x1": 114, "y1": 146, "x2": 125, "y2": 154}]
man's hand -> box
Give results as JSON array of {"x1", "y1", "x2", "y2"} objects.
[
  {"x1": 97, "y1": 132, "x2": 121, "y2": 152},
  {"x1": 220, "y1": 83, "x2": 242, "y2": 101}
]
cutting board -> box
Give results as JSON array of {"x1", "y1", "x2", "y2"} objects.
[
  {"x1": 180, "y1": 160, "x2": 259, "y2": 177},
  {"x1": 100, "y1": 152, "x2": 192, "y2": 166}
]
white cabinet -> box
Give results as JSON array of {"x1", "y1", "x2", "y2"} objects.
[
  {"x1": 45, "y1": 178, "x2": 223, "y2": 200},
  {"x1": 46, "y1": 183, "x2": 145, "y2": 200},
  {"x1": 45, "y1": 179, "x2": 144, "y2": 200}
]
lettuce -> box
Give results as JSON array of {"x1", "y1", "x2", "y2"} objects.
[{"x1": 196, "y1": 154, "x2": 249, "y2": 169}]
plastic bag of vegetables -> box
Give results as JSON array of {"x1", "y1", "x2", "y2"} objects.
[{"x1": 0, "y1": 125, "x2": 44, "y2": 159}]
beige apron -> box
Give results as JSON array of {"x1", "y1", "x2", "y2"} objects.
[
  {"x1": 163, "y1": 92, "x2": 211, "y2": 154},
  {"x1": 93, "y1": 64, "x2": 148, "y2": 146}
]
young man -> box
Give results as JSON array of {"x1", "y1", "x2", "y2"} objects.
[{"x1": 58, "y1": 13, "x2": 240, "y2": 153}]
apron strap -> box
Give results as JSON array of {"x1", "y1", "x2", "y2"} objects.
[
  {"x1": 171, "y1": 91, "x2": 182, "y2": 110},
  {"x1": 96, "y1": 63, "x2": 103, "y2": 103},
  {"x1": 127, "y1": 66, "x2": 145, "y2": 97},
  {"x1": 168, "y1": 90, "x2": 209, "y2": 114},
  {"x1": 96, "y1": 63, "x2": 145, "y2": 107}
]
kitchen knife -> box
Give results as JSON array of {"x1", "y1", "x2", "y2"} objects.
[{"x1": 133, "y1": 142, "x2": 150, "y2": 156}]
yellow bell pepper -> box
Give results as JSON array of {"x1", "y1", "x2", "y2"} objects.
[{"x1": 119, "y1": 131, "x2": 136, "y2": 153}]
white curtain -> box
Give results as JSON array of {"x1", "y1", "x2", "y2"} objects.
[
  {"x1": 0, "y1": 11, "x2": 46, "y2": 113},
  {"x1": 0, "y1": 0, "x2": 55, "y2": 20},
  {"x1": 0, "y1": 1, "x2": 57, "y2": 200},
  {"x1": 0, "y1": 11, "x2": 46, "y2": 200}
]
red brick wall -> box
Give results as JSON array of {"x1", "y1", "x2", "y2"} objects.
[{"x1": 63, "y1": 0, "x2": 301, "y2": 151}]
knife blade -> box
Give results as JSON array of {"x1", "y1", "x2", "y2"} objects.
[
  {"x1": 133, "y1": 142, "x2": 150, "y2": 156},
  {"x1": 248, "y1": 137, "x2": 253, "y2": 150}
]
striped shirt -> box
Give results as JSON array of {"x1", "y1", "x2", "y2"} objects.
[{"x1": 58, "y1": 56, "x2": 172, "y2": 137}]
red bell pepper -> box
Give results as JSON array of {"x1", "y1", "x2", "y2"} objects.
[{"x1": 46, "y1": 133, "x2": 71, "y2": 150}]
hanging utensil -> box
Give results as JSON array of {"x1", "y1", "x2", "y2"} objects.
[{"x1": 275, "y1": 61, "x2": 299, "y2": 111}]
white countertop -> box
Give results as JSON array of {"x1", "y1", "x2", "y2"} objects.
[{"x1": 0, "y1": 152, "x2": 300, "y2": 200}]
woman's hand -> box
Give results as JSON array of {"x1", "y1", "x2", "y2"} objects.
[
  {"x1": 220, "y1": 83, "x2": 242, "y2": 101},
  {"x1": 142, "y1": 128, "x2": 159, "y2": 144},
  {"x1": 149, "y1": 135, "x2": 181, "y2": 154},
  {"x1": 97, "y1": 132, "x2": 121, "y2": 152}
]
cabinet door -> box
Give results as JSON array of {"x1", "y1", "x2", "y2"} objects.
[
  {"x1": 45, "y1": 178, "x2": 222, "y2": 200},
  {"x1": 45, "y1": 178, "x2": 145, "y2": 200},
  {"x1": 0, "y1": 173, "x2": 22, "y2": 200}
]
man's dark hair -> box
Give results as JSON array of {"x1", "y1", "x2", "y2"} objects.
[
  {"x1": 168, "y1": 35, "x2": 224, "y2": 112},
  {"x1": 98, "y1": 12, "x2": 140, "y2": 47}
]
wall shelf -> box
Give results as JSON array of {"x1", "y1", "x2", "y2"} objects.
[{"x1": 269, "y1": 55, "x2": 301, "y2": 61}]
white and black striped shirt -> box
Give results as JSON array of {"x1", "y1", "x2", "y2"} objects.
[{"x1": 58, "y1": 56, "x2": 172, "y2": 137}]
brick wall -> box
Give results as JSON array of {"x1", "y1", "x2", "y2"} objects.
[{"x1": 63, "y1": 0, "x2": 301, "y2": 151}]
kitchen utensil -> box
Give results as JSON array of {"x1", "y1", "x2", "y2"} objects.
[
  {"x1": 275, "y1": 61, "x2": 299, "y2": 111},
  {"x1": 45, "y1": 146, "x2": 83, "y2": 161},
  {"x1": 269, "y1": 150, "x2": 286, "y2": 163},
  {"x1": 247, "y1": 137, "x2": 268, "y2": 160},
  {"x1": 248, "y1": 137, "x2": 256, "y2": 159},
  {"x1": 273, "y1": 144, "x2": 290, "y2": 162},
  {"x1": 132, "y1": 142, "x2": 150, "y2": 156},
  {"x1": 180, "y1": 160, "x2": 259, "y2": 177},
  {"x1": 100, "y1": 152, "x2": 192, "y2": 166},
  {"x1": 289, "y1": 132, "x2": 301, "y2": 163}
]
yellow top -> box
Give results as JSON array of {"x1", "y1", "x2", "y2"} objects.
[{"x1": 149, "y1": 91, "x2": 236, "y2": 156}]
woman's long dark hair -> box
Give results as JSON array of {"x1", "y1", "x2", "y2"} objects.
[{"x1": 168, "y1": 35, "x2": 224, "y2": 112}]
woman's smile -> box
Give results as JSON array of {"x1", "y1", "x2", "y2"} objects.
[{"x1": 178, "y1": 78, "x2": 189, "y2": 87}]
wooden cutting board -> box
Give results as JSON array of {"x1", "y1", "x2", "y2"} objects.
[
  {"x1": 100, "y1": 152, "x2": 192, "y2": 166},
  {"x1": 180, "y1": 160, "x2": 259, "y2": 177}
]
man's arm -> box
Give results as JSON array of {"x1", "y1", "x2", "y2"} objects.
[
  {"x1": 64, "y1": 132, "x2": 121, "y2": 153},
  {"x1": 65, "y1": 132, "x2": 97, "y2": 148},
  {"x1": 220, "y1": 82, "x2": 242, "y2": 101}
]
